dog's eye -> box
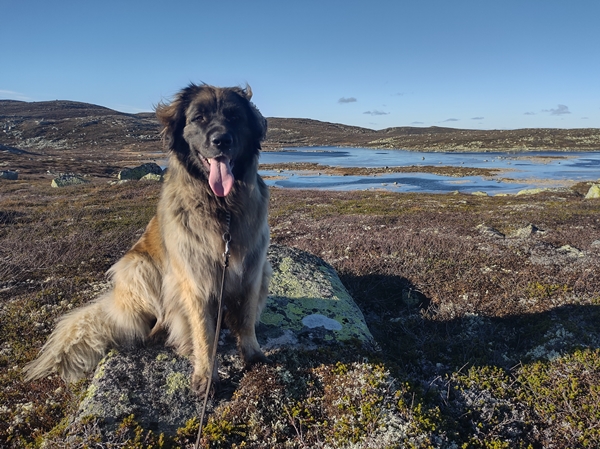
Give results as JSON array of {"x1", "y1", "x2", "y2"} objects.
[{"x1": 192, "y1": 114, "x2": 205, "y2": 123}]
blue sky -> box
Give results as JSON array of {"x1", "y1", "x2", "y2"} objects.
[{"x1": 1, "y1": 0, "x2": 598, "y2": 130}]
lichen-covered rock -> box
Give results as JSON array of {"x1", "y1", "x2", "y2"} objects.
[
  {"x1": 516, "y1": 187, "x2": 570, "y2": 196},
  {"x1": 140, "y1": 172, "x2": 163, "y2": 182},
  {"x1": 51, "y1": 174, "x2": 88, "y2": 187},
  {"x1": 73, "y1": 348, "x2": 203, "y2": 435},
  {"x1": 585, "y1": 184, "x2": 600, "y2": 199},
  {"x1": 58, "y1": 245, "x2": 375, "y2": 442},
  {"x1": 117, "y1": 163, "x2": 163, "y2": 180},
  {"x1": 260, "y1": 245, "x2": 375, "y2": 349}
]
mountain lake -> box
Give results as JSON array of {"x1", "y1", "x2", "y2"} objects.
[{"x1": 259, "y1": 147, "x2": 600, "y2": 194}]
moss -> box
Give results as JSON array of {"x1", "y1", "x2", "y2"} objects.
[
  {"x1": 516, "y1": 349, "x2": 600, "y2": 447},
  {"x1": 526, "y1": 281, "x2": 572, "y2": 301}
]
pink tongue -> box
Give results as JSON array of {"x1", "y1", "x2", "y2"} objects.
[{"x1": 208, "y1": 156, "x2": 234, "y2": 197}]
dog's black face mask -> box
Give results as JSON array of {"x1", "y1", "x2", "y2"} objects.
[{"x1": 157, "y1": 84, "x2": 267, "y2": 197}]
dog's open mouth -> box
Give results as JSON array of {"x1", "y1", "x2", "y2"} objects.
[{"x1": 202, "y1": 155, "x2": 235, "y2": 197}]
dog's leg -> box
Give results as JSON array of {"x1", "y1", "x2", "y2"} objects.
[
  {"x1": 189, "y1": 307, "x2": 220, "y2": 394},
  {"x1": 227, "y1": 260, "x2": 272, "y2": 367},
  {"x1": 163, "y1": 270, "x2": 219, "y2": 394}
]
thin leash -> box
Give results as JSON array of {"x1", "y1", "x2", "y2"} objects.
[{"x1": 194, "y1": 210, "x2": 231, "y2": 449}]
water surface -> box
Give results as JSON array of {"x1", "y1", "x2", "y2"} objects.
[{"x1": 259, "y1": 147, "x2": 600, "y2": 194}]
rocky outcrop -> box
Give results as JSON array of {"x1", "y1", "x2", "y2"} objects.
[
  {"x1": 51, "y1": 174, "x2": 89, "y2": 187},
  {"x1": 117, "y1": 163, "x2": 163, "y2": 181},
  {"x1": 60, "y1": 245, "x2": 374, "y2": 441}
]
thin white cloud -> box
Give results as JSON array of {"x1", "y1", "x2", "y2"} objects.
[
  {"x1": 363, "y1": 110, "x2": 389, "y2": 116},
  {"x1": 524, "y1": 112, "x2": 536, "y2": 116},
  {"x1": 471, "y1": 116, "x2": 484, "y2": 120},
  {"x1": 543, "y1": 104, "x2": 571, "y2": 115},
  {"x1": 338, "y1": 97, "x2": 357, "y2": 104},
  {"x1": 111, "y1": 104, "x2": 152, "y2": 113},
  {"x1": 411, "y1": 121, "x2": 425, "y2": 125},
  {"x1": 0, "y1": 89, "x2": 31, "y2": 101},
  {"x1": 443, "y1": 118, "x2": 459, "y2": 122}
]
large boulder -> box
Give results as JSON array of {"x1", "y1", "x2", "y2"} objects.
[
  {"x1": 118, "y1": 163, "x2": 163, "y2": 181},
  {"x1": 59, "y1": 245, "x2": 375, "y2": 441}
]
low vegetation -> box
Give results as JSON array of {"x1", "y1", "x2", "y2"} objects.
[{"x1": 1, "y1": 179, "x2": 599, "y2": 447}]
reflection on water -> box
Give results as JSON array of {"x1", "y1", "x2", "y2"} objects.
[{"x1": 259, "y1": 147, "x2": 600, "y2": 194}]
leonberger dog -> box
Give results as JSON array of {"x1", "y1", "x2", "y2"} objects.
[{"x1": 25, "y1": 83, "x2": 272, "y2": 393}]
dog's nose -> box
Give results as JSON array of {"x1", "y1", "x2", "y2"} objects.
[{"x1": 211, "y1": 133, "x2": 233, "y2": 149}]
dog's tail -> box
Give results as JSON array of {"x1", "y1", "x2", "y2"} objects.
[{"x1": 24, "y1": 288, "x2": 156, "y2": 383}]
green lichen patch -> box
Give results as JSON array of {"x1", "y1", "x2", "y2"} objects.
[
  {"x1": 165, "y1": 371, "x2": 190, "y2": 395},
  {"x1": 262, "y1": 245, "x2": 374, "y2": 347}
]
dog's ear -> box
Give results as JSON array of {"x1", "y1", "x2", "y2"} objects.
[
  {"x1": 249, "y1": 103, "x2": 267, "y2": 144},
  {"x1": 232, "y1": 84, "x2": 253, "y2": 101},
  {"x1": 239, "y1": 84, "x2": 267, "y2": 144},
  {"x1": 155, "y1": 98, "x2": 184, "y2": 151},
  {"x1": 156, "y1": 84, "x2": 203, "y2": 151}
]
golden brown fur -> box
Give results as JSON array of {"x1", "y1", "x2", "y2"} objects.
[{"x1": 24, "y1": 84, "x2": 272, "y2": 392}]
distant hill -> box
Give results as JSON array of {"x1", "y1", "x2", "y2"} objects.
[
  {"x1": 0, "y1": 100, "x2": 162, "y2": 177},
  {"x1": 265, "y1": 117, "x2": 600, "y2": 152},
  {"x1": 1, "y1": 99, "x2": 599, "y2": 178}
]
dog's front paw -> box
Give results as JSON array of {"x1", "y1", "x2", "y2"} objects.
[
  {"x1": 244, "y1": 351, "x2": 272, "y2": 369},
  {"x1": 191, "y1": 373, "x2": 220, "y2": 397}
]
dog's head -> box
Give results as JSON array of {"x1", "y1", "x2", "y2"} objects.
[{"x1": 156, "y1": 83, "x2": 267, "y2": 197}]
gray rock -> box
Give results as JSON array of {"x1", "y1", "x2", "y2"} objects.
[
  {"x1": 0, "y1": 170, "x2": 18, "y2": 180},
  {"x1": 512, "y1": 223, "x2": 544, "y2": 238},
  {"x1": 74, "y1": 347, "x2": 202, "y2": 435},
  {"x1": 51, "y1": 174, "x2": 89, "y2": 188},
  {"x1": 118, "y1": 163, "x2": 163, "y2": 181},
  {"x1": 62, "y1": 245, "x2": 375, "y2": 439},
  {"x1": 558, "y1": 245, "x2": 585, "y2": 258},
  {"x1": 476, "y1": 224, "x2": 505, "y2": 239}
]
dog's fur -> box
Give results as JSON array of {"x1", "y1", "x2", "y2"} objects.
[{"x1": 24, "y1": 84, "x2": 272, "y2": 392}]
